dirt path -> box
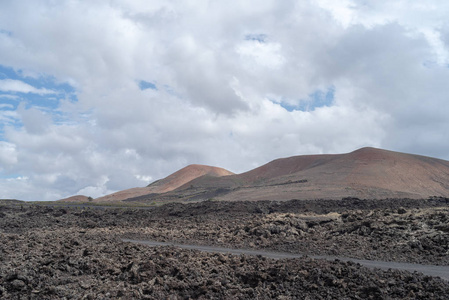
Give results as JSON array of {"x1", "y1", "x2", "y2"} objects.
[{"x1": 123, "y1": 238, "x2": 449, "y2": 281}]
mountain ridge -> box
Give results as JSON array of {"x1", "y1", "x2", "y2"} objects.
[
  {"x1": 150, "y1": 147, "x2": 449, "y2": 202},
  {"x1": 93, "y1": 164, "x2": 234, "y2": 203},
  {"x1": 60, "y1": 147, "x2": 449, "y2": 203}
]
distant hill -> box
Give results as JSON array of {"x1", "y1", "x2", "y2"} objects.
[
  {"x1": 207, "y1": 147, "x2": 449, "y2": 201},
  {"x1": 122, "y1": 147, "x2": 449, "y2": 203},
  {"x1": 61, "y1": 147, "x2": 449, "y2": 203},
  {"x1": 0, "y1": 199, "x2": 26, "y2": 205},
  {"x1": 58, "y1": 195, "x2": 91, "y2": 203},
  {"x1": 93, "y1": 164, "x2": 234, "y2": 203}
]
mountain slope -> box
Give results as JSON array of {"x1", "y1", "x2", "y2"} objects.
[
  {"x1": 94, "y1": 164, "x2": 234, "y2": 202},
  {"x1": 58, "y1": 195, "x2": 90, "y2": 203},
  {"x1": 80, "y1": 147, "x2": 449, "y2": 203},
  {"x1": 169, "y1": 147, "x2": 449, "y2": 201}
]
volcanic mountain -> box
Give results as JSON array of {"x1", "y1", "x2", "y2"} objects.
[
  {"x1": 119, "y1": 147, "x2": 449, "y2": 203},
  {"x1": 65, "y1": 147, "x2": 449, "y2": 204},
  {"x1": 215, "y1": 147, "x2": 449, "y2": 201},
  {"x1": 94, "y1": 164, "x2": 234, "y2": 202},
  {"x1": 58, "y1": 195, "x2": 91, "y2": 203}
]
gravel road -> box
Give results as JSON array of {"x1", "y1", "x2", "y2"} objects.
[{"x1": 123, "y1": 238, "x2": 449, "y2": 281}]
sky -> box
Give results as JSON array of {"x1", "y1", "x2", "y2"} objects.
[{"x1": 1, "y1": 1, "x2": 449, "y2": 201}]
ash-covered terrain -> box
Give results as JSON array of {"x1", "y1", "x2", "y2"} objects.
[{"x1": 1, "y1": 198, "x2": 449, "y2": 299}]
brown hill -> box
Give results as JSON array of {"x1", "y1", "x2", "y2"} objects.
[
  {"x1": 58, "y1": 195, "x2": 90, "y2": 203},
  {"x1": 94, "y1": 164, "x2": 234, "y2": 203},
  {"x1": 79, "y1": 147, "x2": 449, "y2": 203},
  {"x1": 160, "y1": 147, "x2": 449, "y2": 202}
]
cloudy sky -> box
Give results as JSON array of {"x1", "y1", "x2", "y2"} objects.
[{"x1": 1, "y1": 1, "x2": 449, "y2": 201}]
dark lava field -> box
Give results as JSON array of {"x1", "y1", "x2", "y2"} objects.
[{"x1": 1, "y1": 197, "x2": 449, "y2": 299}]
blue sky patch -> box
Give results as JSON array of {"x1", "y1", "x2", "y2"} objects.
[
  {"x1": 245, "y1": 34, "x2": 267, "y2": 43},
  {"x1": 0, "y1": 96, "x2": 18, "y2": 108},
  {"x1": 0, "y1": 100, "x2": 19, "y2": 140},
  {"x1": 0, "y1": 65, "x2": 77, "y2": 107},
  {"x1": 138, "y1": 80, "x2": 157, "y2": 90},
  {"x1": 0, "y1": 64, "x2": 78, "y2": 139},
  {"x1": 279, "y1": 102, "x2": 297, "y2": 112},
  {"x1": 0, "y1": 65, "x2": 76, "y2": 97},
  {"x1": 0, "y1": 29, "x2": 12, "y2": 37},
  {"x1": 276, "y1": 86, "x2": 335, "y2": 112}
]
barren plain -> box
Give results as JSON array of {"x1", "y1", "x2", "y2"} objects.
[{"x1": 1, "y1": 197, "x2": 449, "y2": 299}]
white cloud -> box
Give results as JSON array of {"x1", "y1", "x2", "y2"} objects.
[
  {"x1": 76, "y1": 175, "x2": 112, "y2": 199},
  {"x1": 0, "y1": 94, "x2": 19, "y2": 100},
  {"x1": 0, "y1": 79, "x2": 54, "y2": 94},
  {"x1": 0, "y1": 141, "x2": 17, "y2": 166},
  {"x1": 315, "y1": 0, "x2": 449, "y2": 64},
  {"x1": 0, "y1": 176, "x2": 62, "y2": 201},
  {"x1": 17, "y1": 105, "x2": 52, "y2": 134},
  {"x1": 0, "y1": 103, "x2": 14, "y2": 109},
  {"x1": 236, "y1": 40, "x2": 285, "y2": 69},
  {"x1": 0, "y1": 1, "x2": 448, "y2": 201}
]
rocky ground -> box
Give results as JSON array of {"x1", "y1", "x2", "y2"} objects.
[
  {"x1": 122, "y1": 204, "x2": 449, "y2": 265},
  {"x1": 1, "y1": 198, "x2": 449, "y2": 299}
]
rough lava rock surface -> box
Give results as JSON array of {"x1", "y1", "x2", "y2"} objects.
[{"x1": 1, "y1": 198, "x2": 449, "y2": 299}]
